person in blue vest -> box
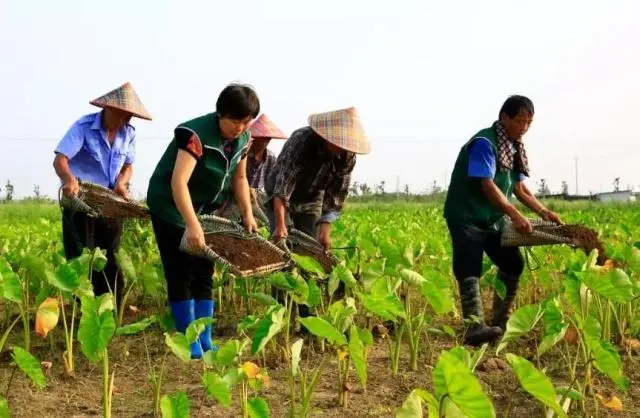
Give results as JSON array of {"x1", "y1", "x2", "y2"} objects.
[
  {"x1": 443, "y1": 95, "x2": 562, "y2": 346},
  {"x1": 53, "y1": 82, "x2": 152, "y2": 306},
  {"x1": 146, "y1": 83, "x2": 260, "y2": 359}
]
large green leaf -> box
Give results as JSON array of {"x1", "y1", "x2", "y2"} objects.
[
  {"x1": 249, "y1": 292, "x2": 279, "y2": 306},
  {"x1": 357, "y1": 292, "x2": 406, "y2": 322},
  {"x1": 331, "y1": 264, "x2": 357, "y2": 289},
  {"x1": 432, "y1": 351, "x2": 495, "y2": 418},
  {"x1": 186, "y1": 317, "x2": 212, "y2": 343},
  {"x1": 586, "y1": 337, "x2": 630, "y2": 391},
  {"x1": 0, "y1": 262, "x2": 22, "y2": 304},
  {"x1": 305, "y1": 279, "x2": 322, "y2": 308},
  {"x1": 291, "y1": 254, "x2": 325, "y2": 276},
  {"x1": 11, "y1": 346, "x2": 46, "y2": 389},
  {"x1": 497, "y1": 304, "x2": 543, "y2": 354},
  {"x1": 505, "y1": 354, "x2": 567, "y2": 418},
  {"x1": 77, "y1": 295, "x2": 116, "y2": 362},
  {"x1": 160, "y1": 391, "x2": 190, "y2": 418},
  {"x1": 91, "y1": 248, "x2": 108, "y2": 273},
  {"x1": 202, "y1": 372, "x2": 232, "y2": 407},
  {"x1": 349, "y1": 326, "x2": 367, "y2": 388},
  {"x1": 165, "y1": 333, "x2": 191, "y2": 363},
  {"x1": 575, "y1": 269, "x2": 634, "y2": 303},
  {"x1": 247, "y1": 397, "x2": 270, "y2": 418},
  {"x1": 251, "y1": 306, "x2": 285, "y2": 355},
  {"x1": 214, "y1": 339, "x2": 244, "y2": 367},
  {"x1": 0, "y1": 395, "x2": 8, "y2": 418},
  {"x1": 115, "y1": 316, "x2": 158, "y2": 336},
  {"x1": 399, "y1": 269, "x2": 427, "y2": 287},
  {"x1": 51, "y1": 263, "x2": 80, "y2": 293},
  {"x1": 114, "y1": 249, "x2": 136, "y2": 282},
  {"x1": 396, "y1": 389, "x2": 439, "y2": 418},
  {"x1": 538, "y1": 298, "x2": 568, "y2": 357},
  {"x1": 299, "y1": 317, "x2": 347, "y2": 346}
]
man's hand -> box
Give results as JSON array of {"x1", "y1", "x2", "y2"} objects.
[
  {"x1": 510, "y1": 211, "x2": 533, "y2": 234},
  {"x1": 539, "y1": 209, "x2": 563, "y2": 225},
  {"x1": 114, "y1": 181, "x2": 130, "y2": 200},
  {"x1": 317, "y1": 223, "x2": 331, "y2": 251},
  {"x1": 62, "y1": 176, "x2": 80, "y2": 197},
  {"x1": 273, "y1": 223, "x2": 289, "y2": 241},
  {"x1": 242, "y1": 214, "x2": 259, "y2": 233}
]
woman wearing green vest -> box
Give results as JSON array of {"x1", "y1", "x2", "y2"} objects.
[
  {"x1": 146, "y1": 83, "x2": 260, "y2": 358},
  {"x1": 443, "y1": 95, "x2": 562, "y2": 347}
]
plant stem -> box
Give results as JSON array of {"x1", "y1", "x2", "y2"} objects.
[{"x1": 103, "y1": 349, "x2": 111, "y2": 418}]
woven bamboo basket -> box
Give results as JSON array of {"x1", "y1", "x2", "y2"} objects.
[
  {"x1": 500, "y1": 218, "x2": 574, "y2": 247},
  {"x1": 60, "y1": 181, "x2": 150, "y2": 220},
  {"x1": 179, "y1": 214, "x2": 291, "y2": 277},
  {"x1": 286, "y1": 228, "x2": 340, "y2": 273}
]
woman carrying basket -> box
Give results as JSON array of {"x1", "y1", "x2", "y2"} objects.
[
  {"x1": 146, "y1": 83, "x2": 260, "y2": 359},
  {"x1": 443, "y1": 95, "x2": 562, "y2": 347}
]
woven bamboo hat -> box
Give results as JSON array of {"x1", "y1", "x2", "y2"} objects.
[
  {"x1": 307, "y1": 107, "x2": 370, "y2": 154},
  {"x1": 249, "y1": 114, "x2": 287, "y2": 139},
  {"x1": 89, "y1": 82, "x2": 152, "y2": 120}
]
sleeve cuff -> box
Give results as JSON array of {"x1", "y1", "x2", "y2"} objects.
[{"x1": 317, "y1": 211, "x2": 340, "y2": 224}]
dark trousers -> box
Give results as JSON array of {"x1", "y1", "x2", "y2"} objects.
[
  {"x1": 61, "y1": 208, "x2": 124, "y2": 304},
  {"x1": 151, "y1": 215, "x2": 213, "y2": 301},
  {"x1": 447, "y1": 220, "x2": 524, "y2": 282}
]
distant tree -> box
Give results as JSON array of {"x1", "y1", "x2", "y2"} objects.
[
  {"x1": 5, "y1": 180, "x2": 14, "y2": 201},
  {"x1": 430, "y1": 180, "x2": 442, "y2": 195},
  {"x1": 375, "y1": 181, "x2": 386, "y2": 195},
  {"x1": 33, "y1": 185, "x2": 41, "y2": 200},
  {"x1": 349, "y1": 181, "x2": 360, "y2": 196},
  {"x1": 537, "y1": 178, "x2": 550, "y2": 197},
  {"x1": 614, "y1": 177, "x2": 620, "y2": 192},
  {"x1": 404, "y1": 184, "x2": 410, "y2": 195},
  {"x1": 561, "y1": 181, "x2": 569, "y2": 195},
  {"x1": 359, "y1": 182, "x2": 372, "y2": 196}
]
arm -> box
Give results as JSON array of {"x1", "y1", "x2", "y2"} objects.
[
  {"x1": 270, "y1": 132, "x2": 306, "y2": 239},
  {"x1": 317, "y1": 154, "x2": 356, "y2": 250},
  {"x1": 114, "y1": 164, "x2": 133, "y2": 199},
  {"x1": 53, "y1": 122, "x2": 84, "y2": 196},
  {"x1": 468, "y1": 138, "x2": 532, "y2": 232},
  {"x1": 232, "y1": 156, "x2": 258, "y2": 232},
  {"x1": 514, "y1": 180, "x2": 562, "y2": 224},
  {"x1": 171, "y1": 149, "x2": 205, "y2": 248}
]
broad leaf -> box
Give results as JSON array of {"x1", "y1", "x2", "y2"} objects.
[
  {"x1": 160, "y1": 391, "x2": 190, "y2": 418},
  {"x1": 249, "y1": 292, "x2": 279, "y2": 306},
  {"x1": 35, "y1": 297, "x2": 59, "y2": 338},
  {"x1": 357, "y1": 292, "x2": 406, "y2": 322},
  {"x1": 115, "y1": 315, "x2": 158, "y2": 336},
  {"x1": 586, "y1": 337, "x2": 630, "y2": 391},
  {"x1": 165, "y1": 333, "x2": 192, "y2": 363},
  {"x1": 506, "y1": 354, "x2": 567, "y2": 418},
  {"x1": 0, "y1": 263, "x2": 22, "y2": 304},
  {"x1": 11, "y1": 346, "x2": 46, "y2": 389},
  {"x1": 291, "y1": 254, "x2": 325, "y2": 276},
  {"x1": 331, "y1": 264, "x2": 357, "y2": 289},
  {"x1": 396, "y1": 389, "x2": 439, "y2": 418},
  {"x1": 114, "y1": 249, "x2": 136, "y2": 282},
  {"x1": 291, "y1": 339, "x2": 303, "y2": 377},
  {"x1": 78, "y1": 295, "x2": 116, "y2": 362},
  {"x1": 399, "y1": 269, "x2": 427, "y2": 287},
  {"x1": 497, "y1": 304, "x2": 543, "y2": 354},
  {"x1": 215, "y1": 339, "x2": 243, "y2": 367},
  {"x1": 299, "y1": 317, "x2": 347, "y2": 346},
  {"x1": 247, "y1": 397, "x2": 270, "y2": 418},
  {"x1": 433, "y1": 351, "x2": 495, "y2": 418},
  {"x1": 251, "y1": 306, "x2": 285, "y2": 355},
  {"x1": 305, "y1": 279, "x2": 322, "y2": 307},
  {"x1": 91, "y1": 248, "x2": 108, "y2": 273},
  {"x1": 186, "y1": 318, "x2": 212, "y2": 343},
  {"x1": 349, "y1": 326, "x2": 367, "y2": 388},
  {"x1": 202, "y1": 372, "x2": 232, "y2": 407},
  {"x1": 51, "y1": 263, "x2": 80, "y2": 292},
  {"x1": 575, "y1": 269, "x2": 634, "y2": 303}
]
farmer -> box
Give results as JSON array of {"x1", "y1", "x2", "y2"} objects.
[
  {"x1": 443, "y1": 95, "x2": 562, "y2": 346},
  {"x1": 53, "y1": 82, "x2": 152, "y2": 306},
  {"x1": 246, "y1": 113, "x2": 288, "y2": 193},
  {"x1": 146, "y1": 83, "x2": 260, "y2": 359},
  {"x1": 264, "y1": 106, "x2": 370, "y2": 251}
]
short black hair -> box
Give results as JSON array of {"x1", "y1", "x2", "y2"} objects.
[
  {"x1": 216, "y1": 83, "x2": 260, "y2": 119},
  {"x1": 499, "y1": 95, "x2": 534, "y2": 119}
]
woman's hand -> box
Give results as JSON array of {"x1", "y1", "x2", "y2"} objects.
[{"x1": 185, "y1": 222, "x2": 206, "y2": 250}]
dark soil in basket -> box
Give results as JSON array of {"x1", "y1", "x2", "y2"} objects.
[
  {"x1": 205, "y1": 233, "x2": 286, "y2": 271},
  {"x1": 292, "y1": 246, "x2": 336, "y2": 273},
  {"x1": 84, "y1": 190, "x2": 150, "y2": 220},
  {"x1": 545, "y1": 224, "x2": 607, "y2": 265}
]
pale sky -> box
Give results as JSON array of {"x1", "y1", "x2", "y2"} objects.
[{"x1": 1, "y1": 0, "x2": 639, "y2": 199}]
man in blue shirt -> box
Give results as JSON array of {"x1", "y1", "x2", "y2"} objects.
[
  {"x1": 53, "y1": 82, "x2": 151, "y2": 304},
  {"x1": 443, "y1": 95, "x2": 562, "y2": 346}
]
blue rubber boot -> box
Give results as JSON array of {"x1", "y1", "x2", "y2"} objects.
[
  {"x1": 170, "y1": 299, "x2": 203, "y2": 359},
  {"x1": 194, "y1": 299, "x2": 218, "y2": 353}
]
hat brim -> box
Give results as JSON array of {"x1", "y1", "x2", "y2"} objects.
[
  {"x1": 90, "y1": 100, "x2": 153, "y2": 121},
  {"x1": 307, "y1": 119, "x2": 370, "y2": 155}
]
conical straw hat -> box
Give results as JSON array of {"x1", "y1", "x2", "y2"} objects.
[
  {"x1": 307, "y1": 107, "x2": 370, "y2": 154},
  {"x1": 89, "y1": 82, "x2": 152, "y2": 120},
  {"x1": 249, "y1": 114, "x2": 287, "y2": 139}
]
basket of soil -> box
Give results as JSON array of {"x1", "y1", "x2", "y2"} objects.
[
  {"x1": 179, "y1": 214, "x2": 291, "y2": 277},
  {"x1": 60, "y1": 181, "x2": 150, "y2": 220},
  {"x1": 286, "y1": 228, "x2": 340, "y2": 274},
  {"x1": 500, "y1": 218, "x2": 608, "y2": 265}
]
